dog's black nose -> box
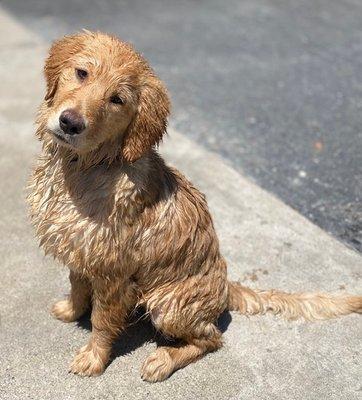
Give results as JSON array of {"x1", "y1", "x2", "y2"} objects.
[{"x1": 59, "y1": 109, "x2": 86, "y2": 135}]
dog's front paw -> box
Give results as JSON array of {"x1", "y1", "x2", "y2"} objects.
[
  {"x1": 51, "y1": 299, "x2": 81, "y2": 322},
  {"x1": 69, "y1": 344, "x2": 106, "y2": 377},
  {"x1": 141, "y1": 348, "x2": 174, "y2": 382}
]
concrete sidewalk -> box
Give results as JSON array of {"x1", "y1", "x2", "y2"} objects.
[{"x1": 0, "y1": 9, "x2": 361, "y2": 400}]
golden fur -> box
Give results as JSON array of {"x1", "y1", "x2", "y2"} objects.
[{"x1": 28, "y1": 31, "x2": 362, "y2": 382}]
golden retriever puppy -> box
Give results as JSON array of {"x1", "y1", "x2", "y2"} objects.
[{"x1": 28, "y1": 31, "x2": 361, "y2": 382}]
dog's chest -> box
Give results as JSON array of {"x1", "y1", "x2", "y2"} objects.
[{"x1": 29, "y1": 159, "x2": 136, "y2": 273}]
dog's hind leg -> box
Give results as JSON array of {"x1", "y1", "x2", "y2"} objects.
[
  {"x1": 141, "y1": 322, "x2": 222, "y2": 382},
  {"x1": 141, "y1": 329, "x2": 222, "y2": 383},
  {"x1": 141, "y1": 273, "x2": 227, "y2": 382},
  {"x1": 51, "y1": 270, "x2": 91, "y2": 322}
]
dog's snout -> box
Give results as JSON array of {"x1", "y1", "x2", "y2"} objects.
[{"x1": 59, "y1": 109, "x2": 85, "y2": 135}]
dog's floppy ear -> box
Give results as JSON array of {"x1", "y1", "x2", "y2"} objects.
[
  {"x1": 44, "y1": 34, "x2": 84, "y2": 102},
  {"x1": 122, "y1": 75, "x2": 170, "y2": 163}
]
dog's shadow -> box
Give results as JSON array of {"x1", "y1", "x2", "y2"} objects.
[{"x1": 77, "y1": 308, "x2": 233, "y2": 361}]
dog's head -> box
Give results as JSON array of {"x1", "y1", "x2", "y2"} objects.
[{"x1": 42, "y1": 31, "x2": 170, "y2": 163}]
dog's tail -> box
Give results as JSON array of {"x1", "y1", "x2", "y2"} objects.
[{"x1": 227, "y1": 281, "x2": 362, "y2": 321}]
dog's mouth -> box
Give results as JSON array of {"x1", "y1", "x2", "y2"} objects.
[
  {"x1": 49, "y1": 129, "x2": 78, "y2": 150},
  {"x1": 49, "y1": 127, "x2": 89, "y2": 152},
  {"x1": 52, "y1": 131, "x2": 69, "y2": 143}
]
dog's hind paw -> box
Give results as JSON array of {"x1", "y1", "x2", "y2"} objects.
[{"x1": 141, "y1": 348, "x2": 174, "y2": 382}]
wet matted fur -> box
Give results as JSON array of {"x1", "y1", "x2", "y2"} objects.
[{"x1": 28, "y1": 31, "x2": 362, "y2": 382}]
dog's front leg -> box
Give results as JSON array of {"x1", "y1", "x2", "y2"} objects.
[
  {"x1": 51, "y1": 270, "x2": 91, "y2": 322},
  {"x1": 70, "y1": 277, "x2": 135, "y2": 377}
]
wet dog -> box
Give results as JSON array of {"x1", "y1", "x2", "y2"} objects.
[{"x1": 28, "y1": 31, "x2": 362, "y2": 381}]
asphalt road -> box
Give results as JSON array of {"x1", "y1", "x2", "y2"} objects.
[{"x1": 1, "y1": 0, "x2": 361, "y2": 251}]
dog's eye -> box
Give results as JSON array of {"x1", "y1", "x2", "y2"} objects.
[
  {"x1": 75, "y1": 68, "x2": 88, "y2": 81},
  {"x1": 110, "y1": 95, "x2": 125, "y2": 105}
]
